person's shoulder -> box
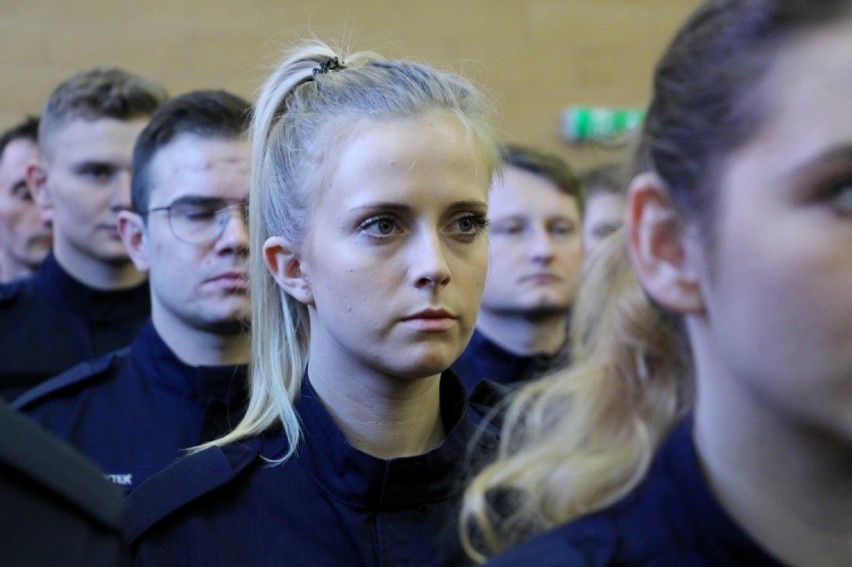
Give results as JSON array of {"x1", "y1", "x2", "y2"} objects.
[
  {"x1": 0, "y1": 402, "x2": 126, "y2": 526},
  {"x1": 485, "y1": 518, "x2": 607, "y2": 566},
  {"x1": 12, "y1": 348, "x2": 130, "y2": 411},
  {"x1": 125, "y1": 436, "x2": 265, "y2": 544},
  {"x1": 0, "y1": 276, "x2": 36, "y2": 308},
  {"x1": 0, "y1": 402, "x2": 130, "y2": 564}
]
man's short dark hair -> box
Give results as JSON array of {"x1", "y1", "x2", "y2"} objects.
[
  {"x1": 39, "y1": 67, "x2": 168, "y2": 160},
  {"x1": 131, "y1": 89, "x2": 252, "y2": 214},
  {"x1": 499, "y1": 144, "x2": 584, "y2": 215},
  {"x1": 0, "y1": 116, "x2": 39, "y2": 160}
]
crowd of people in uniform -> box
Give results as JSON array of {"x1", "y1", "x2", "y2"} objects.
[{"x1": 1, "y1": 0, "x2": 851, "y2": 565}]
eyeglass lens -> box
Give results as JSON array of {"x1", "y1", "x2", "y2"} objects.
[{"x1": 167, "y1": 198, "x2": 247, "y2": 243}]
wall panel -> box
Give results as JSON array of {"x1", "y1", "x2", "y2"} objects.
[{"x1": 0, "y1": 0, "x2": 702, "y2": 169}]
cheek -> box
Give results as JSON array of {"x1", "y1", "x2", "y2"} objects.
[
  {"x1": 52, "y1": 187, "x2": 88, "y2": 221},
  {"x1": 561, "y1": 240, "x2": 583, "y2": 264},
  {"x1": 709, "y1": 232, "x2": 843, "y2": 375},
  {"x1": 454, "y1": 243, "x2": 489, "y2": 298}
]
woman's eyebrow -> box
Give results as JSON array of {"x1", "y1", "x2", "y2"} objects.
[{"x1": 787, "y1": 144, "x2": 852, "y2": 182}]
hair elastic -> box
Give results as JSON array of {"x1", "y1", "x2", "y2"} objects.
[{"x1": 313, "y1": 57, "x2": 346, "y2": 76}]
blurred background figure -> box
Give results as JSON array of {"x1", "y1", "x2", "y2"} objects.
[
  {"x1": 0, "y1": 68, "x2": 167, "y2": 401},
  {"x1": 579, "y1": 161, "x2": 628, "y2": 255},
  {"x1": 453, "y1": 144, "x2": 583, "y2": 392},
  {"x1": 0, "y1": 116, "x2": 52, "y2": 284}
]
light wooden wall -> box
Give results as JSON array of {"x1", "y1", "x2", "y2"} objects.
[{"x1": 0, "y1": 0, "x2": 702, "y2": 170}]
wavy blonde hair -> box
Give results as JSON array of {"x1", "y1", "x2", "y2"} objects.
[
  {"x1": 198, "y1": 40, "x2": 498, "y2": 461},
  {"x1": 462, "y1": 0, "x2": 852, "y2": 560},
  {"x1": 460, "y1": 229, "x2": 692, "y2": 560}
]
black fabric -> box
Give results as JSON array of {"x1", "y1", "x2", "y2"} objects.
[{"x1": 0, "y1": 402, "x2": 130, "y2": 566}]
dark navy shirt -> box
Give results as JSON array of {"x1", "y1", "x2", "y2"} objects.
[
  {"x1": 452, "y1": 329, "x2": 571, "y2": 393},
  {"x1": 127, "y1": 372, "x2": 496, "y2": 566},
  {"x1": 0, "y1": 252, "x2": 150, "y2": 401},
  {"x1": 486, "y1": 418, "x2": 788, "y2": 567},
  {"x1": 14, "y1": 321, "x2": 248, "y2": 492}
]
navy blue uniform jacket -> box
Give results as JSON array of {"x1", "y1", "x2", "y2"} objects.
[
  {"x1": 14, "y1": 321, "x2": 248, "y2": 492},
  {"x1": 0, "y1": 252, "x2": 150, "y2": 401},
  {"x1": 486, "y1": 418, "x2": 787, "y2": 566},
  {"x1": 452, "y1": 329, "x2": 571, "y2": 393},
  {"x1": 127, "y1": 372, "x2": 496, "y2": 566}
]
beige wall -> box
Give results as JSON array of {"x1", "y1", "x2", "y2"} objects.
[{"x1": 0, "y1": 0, "x2": 702, "y2": 170}]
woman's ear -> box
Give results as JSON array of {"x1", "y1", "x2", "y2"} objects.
[
  {"x1": 627, "y1": 172, "x2": 704, "y2": 315},
  {"x1": 118, "y1": 211, "x2": 150, "y2": 273},
  {"x1": 263, "y1": 236, "x2": 315, "y2": 306}
]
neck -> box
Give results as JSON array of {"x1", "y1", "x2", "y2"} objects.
[
  {"x1": 307, "y1": 346, "x2": 446, "y2": 459},
  {"x1": 475, "y1": 308, "x2": 568, "y2": 356},
  {"x1": 692, "y1": 327, "x2": 852, "y2": 566},
  {"x1": 153, "y1": 311, "x2": 250, "y2": 367},
  {"x1": 53, "y1": 240, "x2": 146, "y2": 290}
]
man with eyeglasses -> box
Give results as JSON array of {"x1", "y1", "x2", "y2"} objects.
[
  {"x1": 0, "y1": 68, "x2": 167, "y2": 401},
  {"x1": 15, "y1": 91, "x2": 251, "y2": 492}
]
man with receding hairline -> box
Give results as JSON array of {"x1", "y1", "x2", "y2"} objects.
[{"x1": 0, "y1": 67, "x2": 167, "y2": 401}]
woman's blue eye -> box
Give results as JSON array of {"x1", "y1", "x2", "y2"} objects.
[
  {"x1": 458, "y1": 217, "x2": 474, "y2": 232},
  {"x1": 450, "y1": 213, "x2": 489, "y2": 237},
  {"x1": 360, "y1": 215, "x2": 399, "y2": 236},
  {"x1": 376, "y1": 219, "x2": 395, "y2": 234}
]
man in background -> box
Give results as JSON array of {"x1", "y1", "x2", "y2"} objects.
[
  {"x1": 453, "y1": 144, "x2": 584, "y2": 391},
  {"x1": 0, "y1": 67, "x2": 167, "y2": 400},
  {"x1": 0, "y1": 117, "x2": 52, "y2": 284},
  {"x1": 580, "y1": 162, "x2": 628, "y2": 255},
  {"x1": 15, "y1": 90, "x2": 251, "y2": 492}
]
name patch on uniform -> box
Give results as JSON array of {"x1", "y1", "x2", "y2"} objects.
[{"x1": 105, "y1": 473, "x2": 133, "y2": 486}]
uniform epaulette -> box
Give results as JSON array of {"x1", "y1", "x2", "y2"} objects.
[
  {"x1": 125, "y1": 439, "x2": 261, "y2": 544},
  {"x1": 12, "y1": 348, "x2": 131, "y2": 410}
]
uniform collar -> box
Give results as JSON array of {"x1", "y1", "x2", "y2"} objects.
[
  {"x1": 33, "y1": 251, "x2": 150, "y2": 323},
  {"x1": 261, "y1": 371, "x2": 482, "y2": 507},
  {"x1": 130, "y1": 321, "x2": 248, "y2": 406}
]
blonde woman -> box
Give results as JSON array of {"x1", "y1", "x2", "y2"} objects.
[
  {"x1": 126, "y1": 41, "x2": 500, "y2": 566},
  {"x1": 464, "y1": 0, "x2": 852, "y2": 565}
]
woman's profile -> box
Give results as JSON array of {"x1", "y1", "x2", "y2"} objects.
[{"x1": 463, "y1": 1, "x2": 852, "y2": 565}]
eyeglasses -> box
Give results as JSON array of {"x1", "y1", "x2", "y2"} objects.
[{"x1": 142, "y1": 197, "x2": 248, "y2": 244}]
